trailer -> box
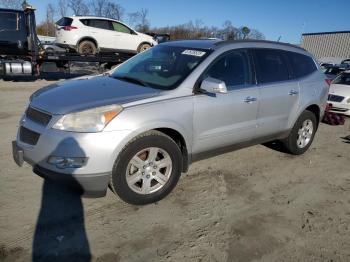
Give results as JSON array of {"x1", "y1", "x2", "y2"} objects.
[{"x1": 0, "y1": 3, "x2": 135, "y2": 79}]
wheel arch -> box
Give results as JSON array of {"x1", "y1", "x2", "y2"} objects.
[
  {"x1": 76, "y1": 37, "x2": 99, "y2": 50},
  {"x1": 154, "y1": 127, "x2": 189, "y2": 173},
  {"x1": 137, "y1": 41, "x2": 153, "y2": 52},
  {"x1": 305, "y1": 104, "x2": 321, "y2": 126},
  {"x1": 111, "y1": 124, "x2": 191, "y2": 174}
]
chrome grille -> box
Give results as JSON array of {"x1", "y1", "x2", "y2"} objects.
[{"x1": 328, "y1": 94, "x2": 344, "y2": 102}]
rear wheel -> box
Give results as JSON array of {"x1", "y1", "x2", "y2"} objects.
[
  {"x1": 283, "y1": 110, "x2": 317, "y2": 155},
  {"x1": 78, "y1": 40, "x2": 97, "y2": 55},
  {"x1": 110, "y1": 131, "x2": 182, "y2": 205},
  {"x1": 137, "y1": 43, "x2": 151, "y2": 53}
]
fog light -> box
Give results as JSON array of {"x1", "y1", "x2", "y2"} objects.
[{"x1": 47, "y1": 156, "x2": 88, "y2": 169}]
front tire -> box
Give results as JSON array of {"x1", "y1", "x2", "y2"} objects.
[
  {"x1": 110, "y1": 131, "x2": 182, "y2": 205},
  {"x1": 137, "y1": 43, "x2": 151, "y2": 53},
  {"x1": 283, "y1": 110, "x2": 317, "y2": 155}
]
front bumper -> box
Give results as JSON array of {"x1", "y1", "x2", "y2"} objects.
[
  {"x1": 33, "y1": 165, "x2": 110, "y2": 197},
  {"x1": 327, "y1": 101, "x2": 350, "y2": 116},
  {"x1": 13, "y1": 113, "x2": 134, "y2": 197}
]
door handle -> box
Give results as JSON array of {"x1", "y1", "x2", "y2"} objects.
[
  {"x1": 243, "y1": 97, "x2": 257, "y2": 103},
  {"x1": 288, "y1": 90, "x2": 299, "y2": 96}
]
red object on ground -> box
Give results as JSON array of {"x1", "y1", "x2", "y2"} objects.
[{"x1": 322, "y1": 103, "x2": 345, "y2": 125}]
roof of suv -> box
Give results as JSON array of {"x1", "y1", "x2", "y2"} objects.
[
  {"x1": 162, "y1": 39, "x2": 306, "y2": 52},
  {"x1": 68, "y1": 16, "x2": 120, "y2": 22}
]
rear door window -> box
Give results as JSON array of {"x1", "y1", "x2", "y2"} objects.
[
  {"x1": 0, "y1": 12, "x2": 19, "y2": 31},
  {"x1": 254, "y1": 49, "x2": 290, "y2": 84},
  {"x1": 56, "y1": 17, "x2": 73, "y2": 26},
  {"x1": 287, "y1": 51, "x2": 317, "y2": 78},
  {"x1": 203, "y1": 49, "x2": 253, "y2": 90}
]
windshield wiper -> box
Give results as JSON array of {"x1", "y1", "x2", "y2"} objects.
[{"x1": 112, "y1": 75, "x2": 149, "y2": 87}]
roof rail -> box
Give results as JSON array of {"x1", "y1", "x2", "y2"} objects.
[{"x1": 215, "y1": 39, "x2": 306, "y2": 51}]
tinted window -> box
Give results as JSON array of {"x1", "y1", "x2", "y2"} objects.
[
  {"x1": 325, "y1": 67, "x2": 342, "y2": 75},
  {"x1": 0, "y1": 12, "x2": 19, "y2": 31},
  {"x1": 332, "y1": 73, "x2": 350, "y2": 85},
  {"x1": 287, "y1": 52, "x2": 317, "y2": 78},
  {"x1": 56, "y1": 17, "x2": 73, "y2": 26},
  {"x1": 112, "y1": 22, "x2": 131, "y2": 34},
  {"x1": 254, "y1": 49, "x2": 289, "y2": 83},
  {"x1": 204, "y1": 50, "x2": 252, "y2": 90},
  {"x1": 82, "y1": 19, "x2": 110, "y2": 30}
]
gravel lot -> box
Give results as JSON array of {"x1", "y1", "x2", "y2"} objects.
[{"x1": 1, "y1": 79, "x2": 350, "y2": 262}]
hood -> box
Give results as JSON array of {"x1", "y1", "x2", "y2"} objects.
[
  {"x1": 329, "y1": 84, "x2": 350, "y2": 98},
  {"x1": 30, "y1": 75, "x2": 160, "y2": 114},
  {"x1": 137, "y1": 32, "x2": 156, "y2": 42}
]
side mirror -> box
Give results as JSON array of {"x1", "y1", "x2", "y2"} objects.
[{"x1": 200, "y1": 77, "x2": 227, "y2": 94}]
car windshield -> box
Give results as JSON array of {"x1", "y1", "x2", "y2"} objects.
[
  {"x1": 111, "y1": 45, "x2": 211, "y2": 90},
  {"x1": 332, "y1": 73, "x2": 350, "y2": 85}
]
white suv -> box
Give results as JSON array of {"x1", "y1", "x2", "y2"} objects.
[{"x1": 55, "y1": 16, "x2": 157, "y2": 55}]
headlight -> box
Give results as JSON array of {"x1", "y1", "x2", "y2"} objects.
[{"x1": 52, "y1": 104, "x2": 123, "y2": 132}]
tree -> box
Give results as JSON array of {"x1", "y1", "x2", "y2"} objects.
[
  {"x1": 37, "y1": 3, "x2": 55, "y2": 36},
  {"x1": 68, "y1": 0, "x2": 89, "y2": 16},
  {"x1": 222, "y1": 20, "x2": 238, "y2": 40},
  {"x1": 0, "y1": 0, "x2": 22, "y2": 9},
  {"x1": 128, "y1": 8, "x2": 150, "y2": 32},
  {"x1": 91, "y1": 0, "x2": 107, "y2": 17},
  {"x1": 91, "y1": 0, "x2": 124, "y2": 20},
  {"x1": 58, "y1": 0, "x2": 69, "y2": 17},
  {"x1": 104, "y1": 2, "x2": 124, "y2": 20}
]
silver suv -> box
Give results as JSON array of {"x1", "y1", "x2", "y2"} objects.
[{"x1": 12, "y1": 40, "x2": 328, "y2": 204}]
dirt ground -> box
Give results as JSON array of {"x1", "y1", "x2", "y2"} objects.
[{"x1": 0, "y1": 79, "x2": 350, "y2": 262}]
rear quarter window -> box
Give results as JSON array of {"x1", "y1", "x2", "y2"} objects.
[
  {"x1": 85, "y1": 19, "x2": 110, "y2": 30},
  {"x1": 56, "y1": 17, "x2": 73, "y2": 26},
  {"x1": 287, "y1": 52, "x2": 317, "y2": 78},
  {"x1": 254, "y1": 49, "x2": 290, "y2": 84}
]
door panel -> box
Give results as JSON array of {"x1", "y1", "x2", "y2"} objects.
[
  {"x1": 192, "y1": 49, "x2": 258, "y2": 155},
  {"x1": 257, "y1": 81, "x2": 299, "y2": 136},
  {"x1": 253, "y1": 48, "x2": 300, "y2": 136},
  {"x1": 109, "y1": 21, "x2": 139, "y2": 51},
  {"x1": 193, "y1": 87, "x2": 259, "y2": 154}
]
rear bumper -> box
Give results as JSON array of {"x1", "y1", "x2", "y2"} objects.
[{"x1": 33, "y1": 165, "x2": 110, "y2": 197}]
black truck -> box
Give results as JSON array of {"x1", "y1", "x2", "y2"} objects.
[{"x1": 0, "y1": 3, "x2": 135, "y2": 79}]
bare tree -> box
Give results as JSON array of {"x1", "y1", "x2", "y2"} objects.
[
  {"x1": 127, "y1": 12, "x2": 139, "y2": 28},
  {"x1": 0, "y1": 0, "x2": 22, "y2": 9},
  {"x1": 68, "y1": 0, "x2": 89, "y2": 16},
  {"x1": 222, "y1": 20, "x2": 238, "y2": 40},
  {"x1": 104, "y1": 2, "x2": 124, "y2": 20},
  {"x1": 150, "y1": 20, "x2": 265, "y2": 41},
  {"x1": 128, "y1": 8, "x2": 149, "y2": 32},
  {"x1": 58, "y1": 0, "x2": 69, "y2": 17},
  {"x1": 91, "y1": 0, "x2": 107, "y2": 17},
  {"x1": 91, "y1": 0, "x2": 124, "y2": 20},
  {"x1": 247, "y1": 28, "x2": 265, "y2": 40},
  {"x1": 44, "y1": 3, "x2": 55, "y2": 36}
]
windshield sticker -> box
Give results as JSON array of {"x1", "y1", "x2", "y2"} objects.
[{"x1": 182, "y1": 50, "x2": 206, "y2": 57}]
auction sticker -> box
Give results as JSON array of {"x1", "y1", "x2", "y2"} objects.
[{"x1": 182, "y1": 50, "x2": 206, "y2": 57}]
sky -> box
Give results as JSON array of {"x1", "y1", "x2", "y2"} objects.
[{"x1": 28, "y1": 0, "x2": 350, "y2": 44}]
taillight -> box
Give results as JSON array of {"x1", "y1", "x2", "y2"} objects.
[
  {"x1": 63, "y1": 26, "x2": 78, "y2": 31},
  {"x1": 325, "y1": 79, "x2": 332, "y2": 86}
]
